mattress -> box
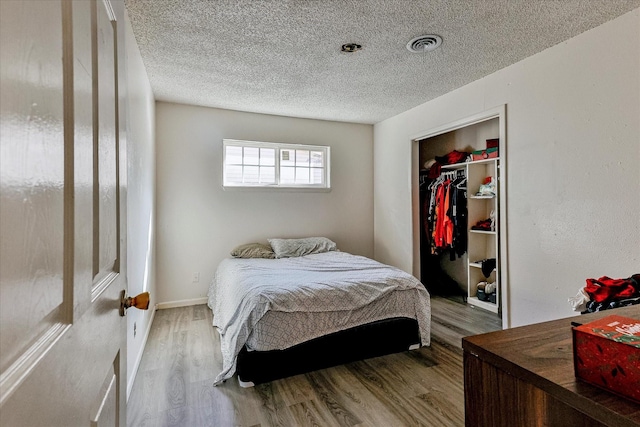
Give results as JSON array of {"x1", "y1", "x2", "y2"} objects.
[
  {"x1": 207, "y1": 250, "x2": 431, "y2": 385},
  {"x1": 246, "y1": 290, "x2": 419, "y2": 351}
]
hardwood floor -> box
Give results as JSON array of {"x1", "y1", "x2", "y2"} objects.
[
  {"x1": 127, "y1": 297, "x2": 501, "y2": 427},
  {"x1": 429, "y1": 296, "x2": 502, "y2": 350}
]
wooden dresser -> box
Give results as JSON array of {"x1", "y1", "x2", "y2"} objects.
[{"x1": 462, "y1": 305, "x2": 640, "y2": 427}]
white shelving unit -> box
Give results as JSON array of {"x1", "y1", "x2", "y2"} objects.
[
  {"x1": 438, "y1": 157, "x2": 501, "y2": 313},
  {"x1": 466, "y1": 158, "x2": 500, "y2": 314}
]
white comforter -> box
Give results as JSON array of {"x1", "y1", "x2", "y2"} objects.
[{"x1": 208, "y1": 251, "x2": 431, "y2": 385}]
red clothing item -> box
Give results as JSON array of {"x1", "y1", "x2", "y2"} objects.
[
  {"x1": 433, "y1": 182, "x2": 448, "y2": 249},
  {"x1": 443, "y1": 183, "x2": 454, "y2": 246},
  {"x1": 584, "y1": 275, "x2": 640, "y2": 303},
  {"x1": 435, "y1": 150, "x2": 468, "y2": 165}
]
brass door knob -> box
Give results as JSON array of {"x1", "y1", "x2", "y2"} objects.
[{"x1": 119, "y1": 290, "x2": 150, "y2": 316}]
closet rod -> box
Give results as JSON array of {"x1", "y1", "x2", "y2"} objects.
[{"x1": 440, "y1": 170, "x2": 465, "y2": 179}]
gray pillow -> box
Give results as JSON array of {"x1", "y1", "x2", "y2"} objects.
[
  {"x1": 268, "y1": 237, "x2": 337, "y2": 258},
  {"x1": 230, "y1": 243, "x2": 275, "y2": 259}
]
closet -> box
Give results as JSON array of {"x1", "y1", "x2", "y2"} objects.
[{"x1": 414, "y1": 107, "x2": 507, "y2": 320}]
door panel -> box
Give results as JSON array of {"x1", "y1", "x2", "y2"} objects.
[
  {"x1": 91, "y1": 364, "x2": 117, "y2": 427},
  {"x1": 0, "y1": 1, "x2": 127, "y2": 425},
  {"x1": 94, "y1": 0, "x2": 118, "y2": 285},
  {"x1": 73, "y1": 0, "x2": 96, "y2": 317},
  {"x1": 0, "y1": 0, "x2": 67, "y2": 378}
]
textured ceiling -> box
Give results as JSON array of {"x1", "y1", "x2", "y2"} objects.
[{"x1": 125, "y1": 0, "x2": 640, "y2": 124}]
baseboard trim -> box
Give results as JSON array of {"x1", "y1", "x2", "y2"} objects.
[
  {"x1": 156, "y1": 297, "x2": 208, "y2": 310},
  {"x1": 126, "y1": 306, "x2": 156, "y2": 401}
]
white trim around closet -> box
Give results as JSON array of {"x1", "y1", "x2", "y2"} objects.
[{"x1": 410, "y1": 104, "x2": 510, "y2": 329}]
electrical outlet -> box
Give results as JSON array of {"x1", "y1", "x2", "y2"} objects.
[
  {"x1": 192, "y1": 272, "x2": 200, "y2": 283},
  {"x1": 134, "y1": 322, "x2": 137, "y2": 338}
]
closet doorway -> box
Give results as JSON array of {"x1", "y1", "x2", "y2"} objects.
[{"x1": 411, "y1": 106, "x2": 509, "y2": 328}]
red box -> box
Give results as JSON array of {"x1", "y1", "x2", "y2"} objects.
[
  {"x1": 486, "y1": 138, "x2": 499, "y2": 149},
  {"x1": 471, "y1": 147, "x2": 498, "y2": 161},
  {"x1": 572, "y1": 314, "x2": 640, "y2": 403}
]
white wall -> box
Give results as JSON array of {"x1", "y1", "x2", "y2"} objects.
[
  {"x1": 156, "y1": 103, "x2": 373, "y2": 304},
  {"x1": 374, "y1": 9, "x2": 640, "y2": 328},
  {"x1": 123, "y1": 11, "x2": 156, "y2": 398}
]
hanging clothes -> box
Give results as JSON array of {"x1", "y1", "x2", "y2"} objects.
[
  {"x1": 420, "y1": 169, "x2": 467, "y2": 258},
  {"x1": 449, "y1": 174, "x2": 467, "y2": 260}
]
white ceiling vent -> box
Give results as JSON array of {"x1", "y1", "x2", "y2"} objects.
[{"x1": 406, "y1": 35, "x2": 442, "y2": 53}]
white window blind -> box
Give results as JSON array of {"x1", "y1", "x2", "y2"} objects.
[{"x1": 223, "y1": 139, "x2": 330, "y2": 189}]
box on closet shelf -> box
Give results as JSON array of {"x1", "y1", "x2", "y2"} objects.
[
  {"x1": 486, "y1": 138, "x2": 499, "y2": 149},
  {"x1": 471, "y1": 147, "x2": 498, "y2": 161}
]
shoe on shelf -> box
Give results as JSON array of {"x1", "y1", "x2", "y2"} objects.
[{"x1": 485, "y1": 282, "x2": 496, "y2": 294}]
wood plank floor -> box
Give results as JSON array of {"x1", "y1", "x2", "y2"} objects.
[{"x1": 127, "y1": 296, "x2": 501, "y2": 427}]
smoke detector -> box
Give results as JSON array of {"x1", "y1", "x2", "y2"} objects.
[
  {"x1": 406, "y1": 35, "x2": 442, "y2": 53},
  {"x1": 341, "y1": 43, "x2": 362, "y2": 53}
]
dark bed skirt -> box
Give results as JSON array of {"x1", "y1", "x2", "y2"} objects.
[{"x1": 236, "y1": 317, "x2": 420, "y2": 386}]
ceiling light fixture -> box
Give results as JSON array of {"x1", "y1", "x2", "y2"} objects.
[
  {"x1": 406, "y1": 35, "x2": 442, "y2": 53},
  {"x1": 341, "y1": 43, "x2": 362, "y2": 53}
]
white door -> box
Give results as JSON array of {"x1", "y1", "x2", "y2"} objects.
[{"x1": 0, "y1": 1, "x2": 128, "y2": 425}]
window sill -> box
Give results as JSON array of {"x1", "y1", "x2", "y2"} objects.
[{"x1": 222, "y1": 185, "x2": 332, "y2": 193}]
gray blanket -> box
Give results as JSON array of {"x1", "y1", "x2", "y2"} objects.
[{"x1": 208, "y1": 251, "x2": 431, "y2": 385}]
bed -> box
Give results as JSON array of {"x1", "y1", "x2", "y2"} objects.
[{"x1": 207, "y1": 238, "x2": 431, "y2": 387}]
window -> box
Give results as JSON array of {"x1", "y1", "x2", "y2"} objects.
[{"x1": 223, "y1": 139, "x2": 330, "y2": 189}]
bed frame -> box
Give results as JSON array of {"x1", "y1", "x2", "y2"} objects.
[{"x1": 235, "y1": 317, "x2": 420, "y2": 387}]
